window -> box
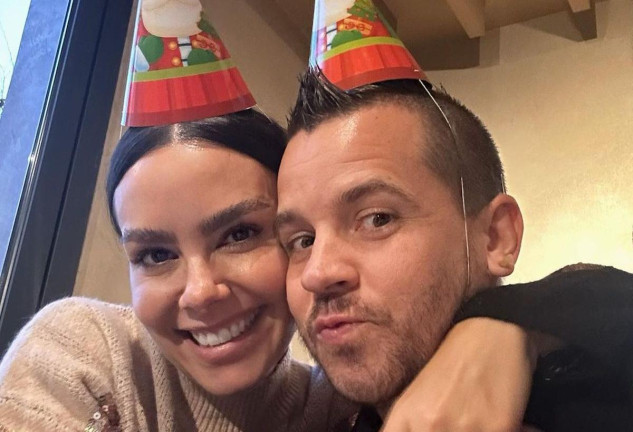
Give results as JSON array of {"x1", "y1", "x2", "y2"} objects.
[
  {"x1": 0, "y1": 0, "x2": 133, "y2": 353},
  {"x1": 0, "y1": 1, "x2": 31, "y2": 119}
]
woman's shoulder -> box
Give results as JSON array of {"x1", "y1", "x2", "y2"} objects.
[
  {"x1": 10, "y1": 297, "x2": 115, "y2": 341},
  {"x1": 0, "y1": 296, "x2": 152, "y2": 384},
  {"x1": 0, "y1": 297, "x2": 150, "y2": 430},
  {"x1": 25, "y1": 297, "x2": 141, "y2": 341},
  {"x1": 36, "y1": 296, "x2": 135, "y2": 321},
  {"x1": 0, "y1": 296, "x2": 145, "y2": 370}
]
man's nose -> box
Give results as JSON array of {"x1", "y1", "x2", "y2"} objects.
[
  {"x1": 178, "y1": 257, "x2": 230, "y2": 310},
  {"x1": 300, "y1": 233, "x2": 359, "y2": 296}
]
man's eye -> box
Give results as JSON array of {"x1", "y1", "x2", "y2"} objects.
[
  {"x1": 134, "y1": 249, "x2": 178, "y2": 267},
  {"x1": 361, "y1": 212, "x2": 393, "y2": 229},
  {"x1": 288, "y1": 235, "x2": 314, "y2": 252}
]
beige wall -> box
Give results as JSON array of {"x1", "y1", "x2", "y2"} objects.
[
  {"x1": 74, "y1": 0, "x2": 631, "y2": 363},
  {"x1": 428, "y1": 0, "x2": 633, "y2": 283}
]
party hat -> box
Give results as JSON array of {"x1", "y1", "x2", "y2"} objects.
[
  {"x1": 122, "y1": 0, "x2": 256, "y2": 126},
  {"x1": 310, "y1": 0, "x2": 427, "y2": 90}
]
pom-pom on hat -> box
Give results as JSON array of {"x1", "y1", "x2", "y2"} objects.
[
  {"x1": 310, "y1": 0, "x2": 427, "y2": 90},
  {"x1": 122, "y1": 0, "x2": 256, "y2": 126}
]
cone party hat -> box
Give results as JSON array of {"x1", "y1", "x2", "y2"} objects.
[
  {"x1": 122, "y1": 0, "x2": 256, "y2": 126},
  {"x1": 310, "y1": 0, "x2": 427, "y2": 90}
]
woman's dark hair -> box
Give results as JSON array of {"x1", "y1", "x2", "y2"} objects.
[{"x1": 106, "y1": 109, "x2": 286, "y2": 236}]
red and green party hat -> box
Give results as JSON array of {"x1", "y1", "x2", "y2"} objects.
[
  {"x1": 310, "y1": 0, "x2": 427, "y2": 90},
  {"x1": 122, "y1": 0, "x2": 255, "y2": 126}
]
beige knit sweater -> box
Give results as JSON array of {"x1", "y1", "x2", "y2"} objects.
[{"x1": 0, "y1": 297, "x2": 356, "y2": 432}]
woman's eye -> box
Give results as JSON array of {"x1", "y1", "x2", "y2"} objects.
[
  {"x1": 361, "y1": 212, "x2": 393, "y2": 229},
  {"x1": 223, "y1": 225, "x2": 261, "y2": 246},
  {"x1": 134, "y1": 248, "x2": 177, "y2": 267}
]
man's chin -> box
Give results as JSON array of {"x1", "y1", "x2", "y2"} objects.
[
  {"x1": 311, "y1": 342, "x2": 415, "y2": 409},
  {"x1": 329, "y1": 369, "x2": 400, "y2": 407},
  {"x1": 317, "y1": 355, "x2": 395, "y2": 404}
]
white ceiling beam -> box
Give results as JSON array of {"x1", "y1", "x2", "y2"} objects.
[
  {"x1": 569, "y1": 3, "x2": 597, "y2": 40},
  {"x1": 444, "y1": 0, "x2": 485, "y2": 39},
  {"x1": 567, "y1": 0, "x2": 591, "y2": 13}
]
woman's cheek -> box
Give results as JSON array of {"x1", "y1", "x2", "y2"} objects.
[
  {"x1": 226, "y1": 244, "x2": 287, "y2": 293},
  {"x1": 131, "y1": 279, "x2": 175, "y2": 328},
  {"x1": 251, "y1": 246, "x2": 288, "y2": 299}
]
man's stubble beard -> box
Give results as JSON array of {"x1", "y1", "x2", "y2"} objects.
[{"x1": 297, "y1": 266, "x2": 465, "y2": 411}]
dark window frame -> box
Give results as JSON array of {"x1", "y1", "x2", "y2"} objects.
[{"x1": 0, "y1": 0, "x2": 133, "y2": 354}]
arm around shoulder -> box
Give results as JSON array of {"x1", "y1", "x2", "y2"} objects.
[{"x1": 456, "y1": 264, "x2": 633, "y2": 367}]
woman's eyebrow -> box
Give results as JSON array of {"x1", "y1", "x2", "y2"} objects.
[
  {"x1": 120, "y1": 228, "x2": 176, "y2": 244},
  {"x1": 198, "y1": 198, "x2": 272, "y2": 236}
]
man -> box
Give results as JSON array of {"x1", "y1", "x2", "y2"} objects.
[{"x1": 275, "y1": 69, "x2": 633, "y2": 431}]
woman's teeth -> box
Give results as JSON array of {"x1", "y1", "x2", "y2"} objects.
[{"x1": 191, "y1": 309, "x2": 259, "y2": 347}]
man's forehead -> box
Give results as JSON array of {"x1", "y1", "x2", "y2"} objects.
[{"x1": 282, "y1": 104, "x2": 426, "y2": 171}]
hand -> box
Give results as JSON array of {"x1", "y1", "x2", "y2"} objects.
[{"x1": 381, "y1": 318, "x2": 544, "y2": 432}]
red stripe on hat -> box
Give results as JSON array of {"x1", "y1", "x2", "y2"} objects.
[
  {"x1": 321, "y1": 44, "x2": 425, "y2": 90},
  {"x1": 125, "y1": 67, "x2": 255, "y2": 127}
]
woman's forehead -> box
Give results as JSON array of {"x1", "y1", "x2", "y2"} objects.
[{"x1": 114, "y1": 144, "x2": 277, "y2": 225}]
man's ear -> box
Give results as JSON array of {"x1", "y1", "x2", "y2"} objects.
[{"x1": 481, "y1": 194, "x2": 524, "y2": 277}]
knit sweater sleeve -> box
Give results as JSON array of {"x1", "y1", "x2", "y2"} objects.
[
  {"x1": 454, "y1": 265, "x2": 633, "y2": 369},
  {"x1": 0, "y1": 297, "x2": 122, "y2": 431}
]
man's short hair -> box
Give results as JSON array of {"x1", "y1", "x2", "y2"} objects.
[{"x1": 287, "y1": 68, "x2": 505, "y2": 215}]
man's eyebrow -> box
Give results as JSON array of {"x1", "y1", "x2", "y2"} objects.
[
  {"x1": 198, "y1": 198, "x2": 272, "y2": 236},
  {"x1": 120, "y1": 228, "x2": 176, "y2": 244},
  {"x1": 340, "y1": 179, "x2": 417, "y2": 206},
  {"x1": 274, "y1": 180, "x2": 417, "y2": 236}
]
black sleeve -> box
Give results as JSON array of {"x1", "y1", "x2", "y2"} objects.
[
  {"x1": 454, "y1": 265, "x2": 633, "y2": 370},
  {"x1": 454, "y1": 266, "x2": 633, "y2": 431}
]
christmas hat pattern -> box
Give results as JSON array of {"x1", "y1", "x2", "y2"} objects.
[
  {"x1": 311, "y1": 0, "x2": 427, "y2": 90},
  {"x1": 122, "y1": 0, "x2": 255, "y2": 126}
]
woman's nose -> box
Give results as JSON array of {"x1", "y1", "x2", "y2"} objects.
[{"x1": 178, "y1": 258, "x2": 230, "y2": 311}]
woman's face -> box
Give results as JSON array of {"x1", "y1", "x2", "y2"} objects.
[{"x1": 113, "y1": 142, "x2": 293, "y2": 395}]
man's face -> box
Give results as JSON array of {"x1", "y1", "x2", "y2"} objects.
[{"x1": 276, "y1": 103, "x2": 475, "y2": 408}]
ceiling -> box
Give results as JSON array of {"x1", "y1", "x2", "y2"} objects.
[{"x1": 245, "y1": 0, "x2": 601, "y2": 70}]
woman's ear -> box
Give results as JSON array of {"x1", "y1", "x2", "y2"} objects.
[{"x1": 483, "y1": 194, "x2": 524, "y2": 277}]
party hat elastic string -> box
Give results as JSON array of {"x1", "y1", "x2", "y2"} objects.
[{"x1": 419, "y1": 79, "x2": 471, "y2": 291}]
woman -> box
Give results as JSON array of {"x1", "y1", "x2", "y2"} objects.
[{"x1": 0, "y1": 110, "x2": 357, "y2": 431}]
